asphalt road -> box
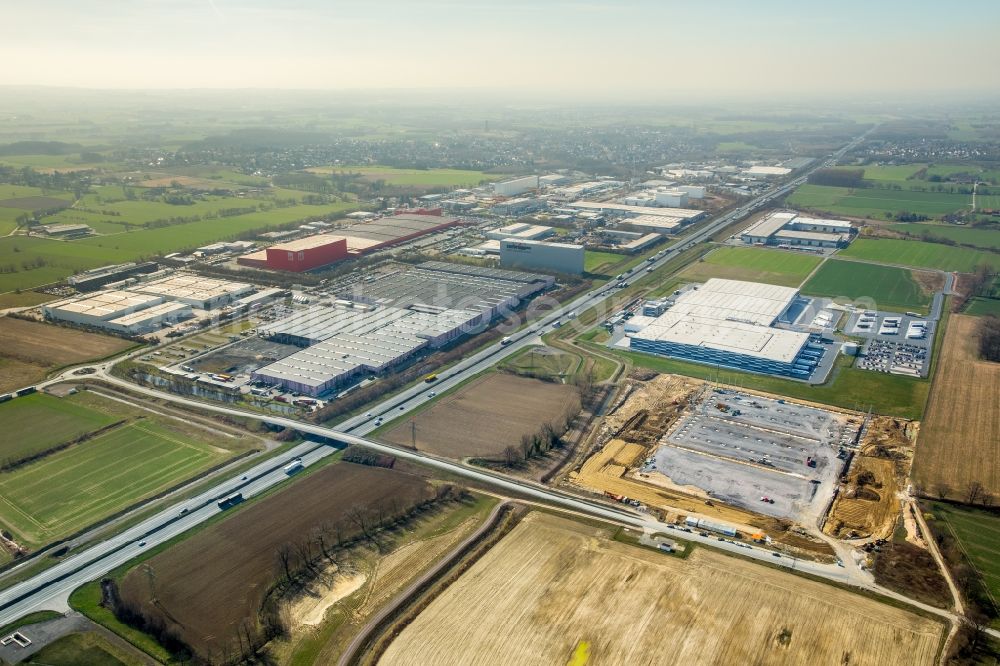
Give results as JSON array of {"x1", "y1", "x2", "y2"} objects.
[{"x1": 0, "y1": 129, "x2": 882, "y2": 626}]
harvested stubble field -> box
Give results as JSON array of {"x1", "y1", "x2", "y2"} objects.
[
  {"x1": 0, "y1": 316, "x2": 134, "y2": 393},
  {"x1": 914, "y1": 314, "x2": 1000, "y2": 498},
  {"x1": 379, "y1": 512, "x2": 943, "y2": 666},
  {"x1": 120, "y1": 463, "x2": 434, "y2": 660},
  {"x1": 382, "y1": 374, "x2": 580, "y2": 459}
]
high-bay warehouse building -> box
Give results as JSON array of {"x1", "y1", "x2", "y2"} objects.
[
  {"x1": 741, "y1": 211, "x2": 854, "y2": 249},
  {"x1": 622, "y1": 278, "x2": 824, "y2": 379},
  {"x1": 500, "y1": 238, "x2": 585, "y2": 275},
  {"x1": 493, "y1": 175, "x2": 539, "y2": 197},
  {"x1": 254, "y1": 262, "x2": 553, "y2": 395}
]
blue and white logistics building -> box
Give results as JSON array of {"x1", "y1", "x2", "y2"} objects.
[{"x1": 621, "y1": 278, "x2": 823, "y2": 379}]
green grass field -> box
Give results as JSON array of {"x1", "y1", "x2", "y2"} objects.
[
  {"x1": 613, "y1": 349, "x2": 929, "y2": 419},
  {"x1": 584, "y1": 250, "x2": 628, "y2": 275},
  {"x1": 787, "y1": 184, "x2": 970, "y2": 218},
  {"x1": 965, "y1": 298, "x2": 1000, "y2": 317},
  {"x1": 678, "y1": 246, "x2": 822, "y2": 287},
  {"x1": 500, "y1": 346, "x2": 580, "y2": 380},
  {"x1": 889, "y1": 223, "x2": 1000, "y2": 250},
  {"x1": 0, "y1": 200, "x2": 357, "y2": 292},
  {"x1": 840, "y1": 238, "x2": 1000, "y2": 272},
  {"x1": 927, "y1": 502, "x2": 1000, "y2": 617},
  {"x1": 22, "y1": 632, "x2": 136, "y2": 666},
  {"x1": 306, "y1": 165, "x2": 497, "y2": 187},
  {"x1": 858, "y1": 164, "x2": 927, "y2": 181},
  {"x1": 0, "y1": 393, "x2": 120, "y2": 466},
  {"x1": 0, "y1": 420, "x2": 222, "y2": 547},
  {"x1": 801, "y1": 259, "x2": 932, "y2": 312}
]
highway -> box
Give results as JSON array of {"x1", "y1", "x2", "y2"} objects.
[{"x1": 0, "y1": 128, "x2": 887, "y2": 626}]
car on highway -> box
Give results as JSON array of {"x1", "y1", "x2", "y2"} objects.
[
  {"x1": 138, "y1": 541, "x2": 147, "y2": 547},
  {"x1": 772, "y1": 552, "x2": 781, "y2": 558},
  {"x1": 427, "y1": 391, "x2": 436, "y2": 398}
]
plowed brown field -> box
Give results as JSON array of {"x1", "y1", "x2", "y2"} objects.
[
  {"x1": 913, "y1": 315, "x2": 1000, "y2": 498},
  {"x1": 383, "y1": 374, "x2": 580, "y2": 459},
  {"x1": 379, "y1": 512, "x2": 943, "y2": 666},
  {"x1": 120, "y1": 463, "x2": 433, "y2": 660}
]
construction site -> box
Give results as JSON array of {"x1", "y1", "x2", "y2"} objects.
[
  {"x1": 823, "y1": 416, "x2": 918, "y2": 541},
  {"x1": 568, "y1": 372, "x2": 869, "y2": 556}
]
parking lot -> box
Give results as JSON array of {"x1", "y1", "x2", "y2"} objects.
[
  {"x1": 846, "y1": 310, "x2": 934, "y2": 377},
  {"x1": 856, "y1": 338, "x2": 929, "y2": 376},
  {"x1": 646, "y1": 389, "x2": 856, "y2": 523}
]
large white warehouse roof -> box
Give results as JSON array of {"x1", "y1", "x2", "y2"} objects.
[
  {"x1": 669, "y1": 278, "x2": 800, "y2": 327},
  {"x1": 627, "y1": 278, "x2": 809, "y2": 364}
]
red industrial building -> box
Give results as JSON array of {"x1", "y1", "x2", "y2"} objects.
[
  {"x1": 264, "y1": 235, "x2": 349, "y2": 272},
  {"x1": 237, "y1": 210, "x2": 463, "y2": 273}
]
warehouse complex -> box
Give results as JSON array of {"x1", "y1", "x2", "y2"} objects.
[
  {"x1": 132, "y1": 274, "x2": 254, "y2": 309},
  {"x1": 252, "y1": 303, "x2": 482, "y2": 395},
  {"x1": 43, "y1": 290, "x2": 194, "y2": 334},
  {"x1": 500, "y1": 239, "x2": 585, "y2": 275},
  {"x1": 253, "y1": 262, "x2": 553, "y2": 395},
  {"x1": 741, "y1": 211, "x2": 854, "y2": 249},
  {"x1": 622, "y1": 278, "x2": 824, "y2": 379},
  {"x1": 67, "y1": 262, "x2": 159, "y2": 292},
  {"x1": 238, "y1": 210, "x2": 463, "y2": 272},
  {"x1": 43, "y1": 273, "x2": 257, "y2": 333},
  {"x1": 341, "y1": 262, "x2": 553, "y2": 316}
]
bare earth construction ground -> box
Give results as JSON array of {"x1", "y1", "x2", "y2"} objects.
[
  {"x1": 383, "y1": 374, "x2": 580, "y2": 459},
  {"x1": 379, "y1": 512, "x2": 943, "y2": 666}
]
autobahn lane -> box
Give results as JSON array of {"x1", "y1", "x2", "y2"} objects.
[
  {"x1": 0, "y1": 129, "x2": 880, "y2": 624},
  {"x1": 0, "y1": 442, "x2": 330, "y2": 623}
]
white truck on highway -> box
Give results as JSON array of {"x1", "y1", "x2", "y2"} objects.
[{"x1": 284, "y1": 458, "x2": 304, "y2": 475}]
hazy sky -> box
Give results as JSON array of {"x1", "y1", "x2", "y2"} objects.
[{"x1": 3, "y1": 0, "x2": 998, "y2": 95}]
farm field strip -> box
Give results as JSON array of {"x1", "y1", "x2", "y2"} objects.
[
  {"x1": 888, "y1": 223, "x2": 1000, "y2": 250},
  {"x1": 678, "y1": 245, "x2": 822, "y2": 287},
  {"x1": 787, "y1": 184, "x2": 970, "y2": 217},
  {"x1": 382, "y1": 373, "x2": 580, "y2": 459},
  {"x1": 839, "y1": 238, "x2": 1000, "y2": 272},
  {"x1": 914, "y1": 315, "x2": 1000, "y2": 498},
  {"x1": 0, "y1": 393, "x2": 120, "y2": 463},
  {"x1": 801, "y1": 258, "x2": 933, "y2": 312},
  {"x1": 931, "y1": 503, "x2": 1000, "y2": 603},
  {"x1": 119, "y1": 463, "x2": 434, "y2": 659},
  {"x1": 380, "y1": 512, "x2": 943, "y2": 666},
  {"x1": 0, "y1": 421, "x2": 221, "y2": 542}
]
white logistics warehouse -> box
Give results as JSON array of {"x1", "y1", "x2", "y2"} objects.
[
  {"x1": 500, "y1": 239, "x2": 585, "y2": 275},
  {"x1": 132, "y1": 274, "x2": 255, "y2": 309},
  {"x1": 43, "y1": 290, "x2": 193, "y2": 334},
  {"x1": 621, "y1": 278, "x2": 824, "y2": 379},
  {"x1": 252, "y1": 303, "x2": 484, "y2": 395},
  {"x1": 493, "y1": 175, "x2": 539, "y2": 197},
  {"x1": 740, "y1": 210, "x2": 854, "y2": 248}
]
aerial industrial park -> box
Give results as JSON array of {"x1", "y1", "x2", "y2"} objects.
[{"x1": 0, "y1": 3, "x2": 998, "y2": 664}]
